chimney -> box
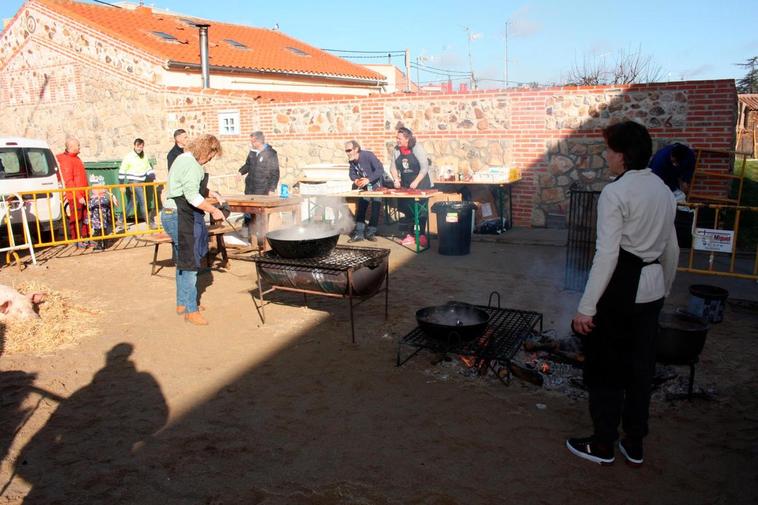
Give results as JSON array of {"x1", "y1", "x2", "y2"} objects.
[{"x1": 196, "y1": 24, "x2": 210, "y2": 88}]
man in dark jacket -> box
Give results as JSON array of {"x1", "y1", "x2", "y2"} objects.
[
  {"x1": 649, "y1": 142, "x2": 696, "y2": 194},
  {"x1": 238, "y1": 131, "x2": 279, "y2": 244},
  {"x1": 346, "y1": 140, "x2": 384, "y2": 242},
  {"x1": 238, "y1": 131, "x2": 279, "y2": 195},
  {"x1": 167, "y1": 129, "x2": 187, "y2": 171}
]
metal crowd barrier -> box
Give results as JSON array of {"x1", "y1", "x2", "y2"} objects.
[
  {"x1": 0, "y1": 182, "x2": 166, "y2": 249},
  {"x1": 678, "y1": 202, "x2": 758, "y2": 281},
  {"x1": 565, "y1": 188, "x2": 758, "y2": 288},
  {"x1": 1, "y1": 192, "x2": 38, "y2": 268}
]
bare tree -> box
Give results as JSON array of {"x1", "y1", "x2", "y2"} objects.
[
  {"x1": 566, "y1": 54, "x2": 606, "y2": 85},
  {"x1": 564, "y1": 46, "x2": 662, "y2": 86}
]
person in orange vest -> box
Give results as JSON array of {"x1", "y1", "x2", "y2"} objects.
[{"x1": 56, "y1": 136, "x2": 91, "y2": 248}]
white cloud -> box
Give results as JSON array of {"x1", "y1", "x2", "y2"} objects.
[{"x1": 509, "y1": 5, "x2": 541, "y2": 38}]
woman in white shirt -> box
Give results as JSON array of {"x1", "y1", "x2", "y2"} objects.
[{"x1": 567, "y1": 121, "x2": 679, "y2": 467}]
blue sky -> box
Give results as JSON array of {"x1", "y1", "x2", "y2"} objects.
[{"x1": 2, "y1": 0, "x2": 756, "y2": 87}]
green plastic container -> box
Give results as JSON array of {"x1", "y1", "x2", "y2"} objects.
[{"x1": 84, "y1": 158, "x2": 159, "y2": 219}]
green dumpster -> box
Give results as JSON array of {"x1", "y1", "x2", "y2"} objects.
[
  {"x1": 84, "y1": 158, "x2": 160, "y2": 220},
  {"x1": 84, "y1": 160, "x2": 123, "y2": 218}
]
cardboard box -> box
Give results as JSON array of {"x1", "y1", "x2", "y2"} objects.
[{"x1": 468, "y1": 186, "x2": 501, "y2": 226}]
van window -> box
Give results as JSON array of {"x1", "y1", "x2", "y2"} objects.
[
  {"x1": 0, "y1": 149, "x2": 23, "y2": 178},
  {"x1": 26, "y1": 148, "x2": 56, "y2": 177}
]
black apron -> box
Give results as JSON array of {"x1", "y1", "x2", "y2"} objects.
[
  {"x1": 582, "y1": 170, "x2": 660, "y2": 386},
  {"x1": 583, "y1": 247, "x2": 659, "y2": 387},
  {"x1": 395, "y1": 149, "x2": 431, "y2": 189},
  {"x1": 173, "y1": 174, "x2": 209, "y2": 271}
]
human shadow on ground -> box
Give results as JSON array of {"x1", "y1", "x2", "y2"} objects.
[{"x1": 13, "y1": 343, "x2": 168, "y2": 504}]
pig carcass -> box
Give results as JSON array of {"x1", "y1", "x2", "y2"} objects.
[{"x1": 0, "y1": 284, "x2": 46, "y2": 320}]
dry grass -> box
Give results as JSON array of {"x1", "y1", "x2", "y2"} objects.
[{"x1": 1, "y1": 281, "x2": 102, "y2": 356}]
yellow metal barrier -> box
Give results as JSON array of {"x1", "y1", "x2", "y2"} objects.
[
  {"x1": 678, "y1": 202, "x2": 758, "y2": 281},
  {"x1": 1, "y1": 182, "x2": 166, "y2": 248}
]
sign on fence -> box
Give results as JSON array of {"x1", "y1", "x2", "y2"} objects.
[{"x1": 693, "y1": 228, "x2": 734, "y2": 253}]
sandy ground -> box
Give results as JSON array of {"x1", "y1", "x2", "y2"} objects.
[{"x1": 1, "y1": 234, "x2": 757, "y2": 505}]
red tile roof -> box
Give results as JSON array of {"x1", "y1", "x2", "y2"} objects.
[{"x1": 35, "y1": 0, "x2": 384, "y2": 83}]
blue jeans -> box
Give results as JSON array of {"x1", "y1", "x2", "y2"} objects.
[
  {"x1": 123, "y1": 184, "x2": 156, "y2": 223},
  {"x1": 177, "y1": 270, "x2": 198, "y2": 312},
  {"x1": 160, "y1": 209, "x2": 179, "y2": 261},
  {"x1": 161, "y1": 209, "x2": 193, "y2": 310}
]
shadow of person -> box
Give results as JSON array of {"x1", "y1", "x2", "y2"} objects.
[
  {"x1": 0, "y1": 370, "x2": 38, "y2": 464},
  {"x1": 15, "y1": 343, "x2": 168, "y2": 504}
]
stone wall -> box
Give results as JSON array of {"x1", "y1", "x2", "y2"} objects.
[
  {"x1": 383, "y1": 95, "x2": 510, "y2": 133},
  {"x1": 546, "y1": 89, "x2": 688, "y2": 130},
  {"x1": 270, "y1": 103, "x2": 361, "y2": 135},
  {"x1": 0, "y1": 39, "x2": 165, "y2": 161}
]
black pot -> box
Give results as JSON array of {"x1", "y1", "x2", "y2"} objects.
[
  {"x1": 266, "y1": 226, "x2": 340, "y2": 259},
  {"x1": 416, "y1": 302, "x2": 490, "y2": 342},
  {"x1": 657, "y1": 310, "x2": 708, "y2": 364}
]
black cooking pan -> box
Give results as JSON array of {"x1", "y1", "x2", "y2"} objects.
[
  {"x1": 266, "y1": 225, "x2": 340, "y2": 258},
  {"x1": 416, "y1": 301, "x2": 491, "y2": 342}
]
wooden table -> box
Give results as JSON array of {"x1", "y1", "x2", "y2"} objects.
[
  {"x1": 222, "y1": 194, "x2": 302, "y2": 248},
  {"x1": 335, "y1": 189, "x2": 440, "y2": 253},
  {"x1": 432, "y1": 178, "x2": 521, "y2": 231}
]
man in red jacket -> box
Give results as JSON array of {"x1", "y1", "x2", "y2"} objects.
[{"x1": 56, "y1": 137, "x2": 90, "y2": 247}]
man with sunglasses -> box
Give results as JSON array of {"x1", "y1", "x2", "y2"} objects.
[{"x1": 345, "y1": 140, "x2": 385, "y2": 242}]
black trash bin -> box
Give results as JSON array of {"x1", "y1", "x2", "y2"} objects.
[{"x1": 431, "y1": 201, "x2": 477, "y2": 255}]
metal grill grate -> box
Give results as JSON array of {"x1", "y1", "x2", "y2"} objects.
[
  {"x1": 252, "y1": 246, "x2": 390, "y2": 272},
  {"x1": 397, "y1": 306, "x2": 543, "y2": 368}
]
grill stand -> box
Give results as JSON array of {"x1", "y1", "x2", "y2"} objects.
[
  {"x1": 252, "y1": 259, "x2": 389, "y2": 344},
  {"x1": 397, "y1": 294, "x2": 542, "y2": 386}
]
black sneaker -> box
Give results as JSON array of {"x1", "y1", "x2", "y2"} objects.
[
  {"x1": 566, "y1": 437, "x2": 615, "y2": 465},
  {"x1": 348, "y1": 233, "x2": 364, "y2": 243},
  {"x1": 365, "y1": 231, "x2": 378, "y2": 242},
  {"x1": 618, "y1": 438, "x2": 643, "y2": 467}
]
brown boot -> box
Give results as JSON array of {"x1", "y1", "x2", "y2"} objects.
[
  {"x1": 176, "y1": 304, "x2": 206, "y2": 315},
  {"x1": 184, "y1": 311, "x2": 208, "y2": 326}
]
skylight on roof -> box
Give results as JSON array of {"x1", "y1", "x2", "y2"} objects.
[
  {"x1": 224, "y1": 39, "x2": 249, "y2": 50},
  {"x1": 286, "y1": 46, "x2": 310, "y2": 57},
  {"x1": 152, "y1": 31, "x2": 179, "y2": 42}
]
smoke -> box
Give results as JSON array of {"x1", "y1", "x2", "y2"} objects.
[{"x1": 302, "y1": 195, "x2": 356, "y2": 235}]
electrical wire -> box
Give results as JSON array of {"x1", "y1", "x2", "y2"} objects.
[
  {"x1": 322, "y1": 48, "x2": 405, "y2": 55},
  {"x1": 410, "y1": 65, "x2": 471, "y2": 78},
  {"x1": 413, "y1": 61, "x2": 471, "y2": 75}
]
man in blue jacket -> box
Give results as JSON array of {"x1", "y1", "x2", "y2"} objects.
[
  {"x1": 649, "y1": 143, "x2": 696, "y2": 194},
  {"x1": 346, "y1": 140, "x2": 385, "y2": 242}
]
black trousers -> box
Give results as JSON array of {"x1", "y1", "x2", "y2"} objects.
[
  {"x1": 356, "y1": 198, "x2": 380, "y2": 227},
  {"x1": 583, "y1": 298, "x2": 664, "y2": 444}
]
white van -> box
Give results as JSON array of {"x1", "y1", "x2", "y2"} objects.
[{"x1": 0, "y1": 137, "x2": 63, "y2": 229}]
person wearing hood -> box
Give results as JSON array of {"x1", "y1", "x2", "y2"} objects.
[{"x1": 119, "y1": 138, "x2": 157, "y2": 228}]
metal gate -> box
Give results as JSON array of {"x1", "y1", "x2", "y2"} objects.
[{"x1": 564, "y1": 187, "x2": 600, "y2": 291}]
